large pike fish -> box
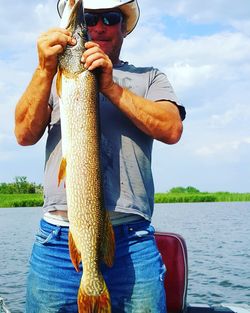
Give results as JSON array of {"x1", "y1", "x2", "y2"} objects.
[{"x1": 56, "y1": 1, "x2": 115, "y2": 312}]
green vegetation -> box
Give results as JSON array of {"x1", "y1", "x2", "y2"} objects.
[
  {"x1": 0, "y1": 177, "x2": 43, "y2": 207},
  {"x1": 0, "y1": 176, "x2": 42, "y2": 194},
  {"x1": 0, "y1": 180, "x2": 250, "y2": 207},
  {"x1": 155, "y1": 186, "x2": 250, "y2": 203},
  {"x1": 0, "y1": 194, "x2": 43, "y2": 208}
]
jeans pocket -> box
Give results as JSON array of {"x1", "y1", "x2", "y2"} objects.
[{"x1": 35, "y1": 226, "x2": 61, "y2": 245}]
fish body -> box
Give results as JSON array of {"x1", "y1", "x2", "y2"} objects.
[{"x1": 57, "y1": 2, "x2": 114, "y2": 312}]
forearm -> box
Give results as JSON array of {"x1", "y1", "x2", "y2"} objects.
[
  {"x1": 102, "y1": 83, "x2": 183, "y2": 144},
  {"x1": 15, "y1": 68, "x2": 53, "y2": 146},
  {"x1": 15, "y1": 27, "x2": 75, "y2": 146}
]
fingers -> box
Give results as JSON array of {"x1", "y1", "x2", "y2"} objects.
[
  {"x1": 47, "y1": 27, "x2": 72, "y2": 36},
  {"x1": 83, "y1": 52, "x2": 109, "y2": 71},
  {"x1": 82, "y1": 41, "x2": 114, "y2": 93},
  {"x1": 39, "y1": 28, "x2": 75, "y2": 49},
  {"x1": 37, "y1": 28, "x2": 76, "y2": 74},
  {"x1": 82, "y1": 42, "x2": 111, "y2": 71},
  {"x1": 84, "y1": 41, "x2": 99, "y2": 49}
]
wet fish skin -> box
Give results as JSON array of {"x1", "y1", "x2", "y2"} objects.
[{"x1": 57, "y1": 1, "x2": 115, "y2": 312}]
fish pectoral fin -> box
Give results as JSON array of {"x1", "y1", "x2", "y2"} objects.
[
  {"x1": 101, "y1": 211, "x2": 115, "y2": 268},
  {"x1": 58, "y1": 157, "x2": 67, "y2": 187},
  {"x1": 69, "y1": 231, "x2": 81, "y2": 272},
  {"x1": 78, "y1": 280, "x2": 111, "y2": 313}
]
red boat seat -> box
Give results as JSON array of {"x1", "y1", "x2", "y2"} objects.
[{"x1": 155, "y1": 232, "x2": 188, "y2": 313}]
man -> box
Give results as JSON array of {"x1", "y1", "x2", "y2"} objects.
[{"x1": 15, "y1": 0, "x2": 185, "y2": 312}]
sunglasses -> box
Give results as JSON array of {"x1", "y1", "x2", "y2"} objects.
[{"x1": 84, "y1": 12, "x2": 123, "y2": 27}]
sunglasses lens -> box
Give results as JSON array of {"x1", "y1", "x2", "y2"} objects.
[
  {"x1": 102, "y1": 12, "x2": 122, "y2": 26},
  {"x1": 84, "y1": 12, "x2": 122, "y2": 27},
  {"x1": 84, "y1": 13, "x2": 99, "y2": 26}
]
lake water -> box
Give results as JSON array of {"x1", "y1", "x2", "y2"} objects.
[{"x1": 0, "y1": 202, "x2": 249, "y2": 312}]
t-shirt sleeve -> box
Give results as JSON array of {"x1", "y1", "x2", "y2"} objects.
[{"x1": 146, "y1": 68, "x2": 186, "y2": 121}]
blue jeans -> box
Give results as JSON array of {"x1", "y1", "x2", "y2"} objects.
[{"x1": 26, "y1": 218, "x2": 167, "y2": 313}]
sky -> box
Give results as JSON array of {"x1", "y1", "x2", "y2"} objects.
[{"x1": 0, "y1": 0, "x2": 250, "y2": 193}]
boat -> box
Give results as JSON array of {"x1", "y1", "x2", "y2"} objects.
[
  {"x1": 155, "y1": 231, "x2": 250, "y2": 313},
  {"x1": 1, "y1": 232, "x2": 249, "y2": 313},
  {"x1": 0, "y1": 298, "x2": 10, "y2": 313}
]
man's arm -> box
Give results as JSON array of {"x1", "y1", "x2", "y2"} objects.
[
  {"x1": 15, "y1": 69, "x2": 53, "y2": 146},
  {"x1": 103, "y1": 84, "x2": 183, "y2": 144},
  {"x1": 83, "y1": 41, "x2": 183, "y2": 144},
  {"x1": 15, "y1": 28, "x2": 76, "y2": 146}
]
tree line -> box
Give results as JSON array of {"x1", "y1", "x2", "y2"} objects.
[
  {"x1": 0, "y1": 176, "x2": 42, "y2": 194},
  {"x1": 168, "y1": 186, "x2": 200, "y2": 193}
]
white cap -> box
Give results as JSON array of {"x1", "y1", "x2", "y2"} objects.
[{"x1": 57, "y1": 0, "x2": 140, "y2": 35}]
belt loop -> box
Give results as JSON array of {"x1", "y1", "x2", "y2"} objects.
[{"x1": 53, "y1": 226, "x2": 61, "y2": 238}]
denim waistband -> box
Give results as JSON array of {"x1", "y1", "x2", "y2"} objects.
[
  {"x1": 113, "y1": 219, "x2": 152, "y2": 239},
  {"x1": 40, "y1": 218, "x2": 153, "y2": 240}
]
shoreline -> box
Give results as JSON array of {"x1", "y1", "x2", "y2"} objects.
[{"x1": 1, "y1": 192, "x2": 250, "y2": 208}]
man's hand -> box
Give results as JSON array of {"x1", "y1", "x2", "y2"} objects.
[
  {"x1": 37, "y1": 28, "x2": 76, "y2": 77},
  {"x1": 82, "y1": 41, "x2": 115, "y2": 94}
]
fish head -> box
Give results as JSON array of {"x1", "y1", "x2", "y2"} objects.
[
  {"x1": 58, "y1": 0, "x2": 89, "y2": 76},
  {"x1": 67, "y1": 0, "x2": 89, "y2": 47}
]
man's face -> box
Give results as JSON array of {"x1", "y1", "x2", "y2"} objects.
[{"x1": 85, "y1": 10, "x2": 126, "y2": 63}]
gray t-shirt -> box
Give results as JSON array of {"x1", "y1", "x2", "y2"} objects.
[{"x1": 43, "y1": 62, "x2": 183, "y2": 221}]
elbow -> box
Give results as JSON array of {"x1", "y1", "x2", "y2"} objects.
[
  {"x1": 169, "y1": 121, "x2": 183, "y2": 144},
  {"x1": 14, "y1": 127, "x2": 38, "y2": 146},
  {"x1": 15, "y1": 132, "x2": 30, "y2": 146},
  {"x1": 159, "y1": 120, "x2": 183, "y2": 145}
]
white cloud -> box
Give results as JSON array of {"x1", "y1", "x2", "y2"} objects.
[
  {"x1": 231, "y1": 20, "x2": 250, "y2": 36},
  {"x1": 210, "y1": 104, "x2": 250, "y2": 128},
  {"x1": 194, "y1": 137, "x2": 250, "y2": 163},
  {"x1": 123, "y1": 26, "x2": 250, "y2": 119},
  {"x1": 141, "y1": 0, "x2": 250, "y2": 32},
  {"x1": 195, "y1": 141, "x2": 240, "y2": 157}
]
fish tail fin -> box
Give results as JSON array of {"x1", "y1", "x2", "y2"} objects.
[
  {"x1": 78, "y1": 279, "x2": 111, "y2": 313},
  {"x1": 68, "y1": 231, "x2": 81, "y2": 272},
  {"x1": 58, "y1": 157, "x2": 67, "y2": 187},
  {"x1": 101, "y1": 211, "x2": 115, "y2": 267}
]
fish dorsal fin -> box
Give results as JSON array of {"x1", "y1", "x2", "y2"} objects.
[{"x1": 101, "y1": 211, "x2": 115, "y2": 267}]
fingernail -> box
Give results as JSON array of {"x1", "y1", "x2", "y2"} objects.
[{"x1": 71, "y1": 38, "x2": 76, "y2": 44}]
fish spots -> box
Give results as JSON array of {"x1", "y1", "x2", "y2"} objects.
[{"x1": 58, "y1": 6, "x2": 112, "y2": 311}]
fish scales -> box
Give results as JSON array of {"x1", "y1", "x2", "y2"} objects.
[{"x1": 57, "y1": 1, "x2": 115, "y2": 312}]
